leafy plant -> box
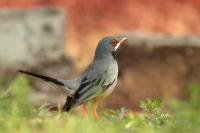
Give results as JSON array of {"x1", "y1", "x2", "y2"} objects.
[
  {"x1": 140, "y1": 97, "x2": 170, "y2": 127},
  {"x1": 0, "y1": 76, "x2": 200, "y2": 133}
]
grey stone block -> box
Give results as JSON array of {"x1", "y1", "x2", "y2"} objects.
[{"x1": 0, "y1": 7, "x2": 66, "y2": 72}]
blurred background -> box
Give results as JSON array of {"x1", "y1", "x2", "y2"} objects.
[{"x1": 0, "y1": 0, "x2": 200, "y2": 110}]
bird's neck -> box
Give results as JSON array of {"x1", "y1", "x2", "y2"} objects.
[{"x1": 93, "y1": 48, "x2": 116, "y2": 61}]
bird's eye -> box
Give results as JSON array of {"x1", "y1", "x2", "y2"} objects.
[{"x1": 111, "y1": 39, "x2": 118, "y2": 46}]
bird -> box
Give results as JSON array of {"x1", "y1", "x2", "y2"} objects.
[{"x1": 19, "y1": 36, "x2": 127, "y2": 119}]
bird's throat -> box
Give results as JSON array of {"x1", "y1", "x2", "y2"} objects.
[{"x1": 112, "y1": 51, "x2": 117, "y2": 59}]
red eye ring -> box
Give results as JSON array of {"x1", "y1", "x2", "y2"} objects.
[{"x1": 111, "y1": 39, "x2": 118, "y2": 46}]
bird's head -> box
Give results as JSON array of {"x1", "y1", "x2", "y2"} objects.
[{"x1": 94, "y1": 36, "x2": 128, "y2": 60}]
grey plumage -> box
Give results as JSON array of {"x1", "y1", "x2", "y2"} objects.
[{"x1": 19, "y1": 36, "x2": 127, "y2": 112}]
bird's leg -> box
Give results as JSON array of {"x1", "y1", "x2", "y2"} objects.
[
  {"x1": 81, "y1": 104, "x2": 88, "y2": 118},
  {"x1": 93, "y1": 103, "x2": 99, "y2": 120},
  {"x1": 93, "y1": 99, "x2": 100, "y2": 120}
]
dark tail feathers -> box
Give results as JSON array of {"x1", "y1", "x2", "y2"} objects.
[{"x1": 18, "y1": 70, "x2": 64, "y2": 86}]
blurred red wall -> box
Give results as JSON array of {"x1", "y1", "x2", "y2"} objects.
[{"x1": 0, "y1": 0, "x2": 199, "y2": 62}]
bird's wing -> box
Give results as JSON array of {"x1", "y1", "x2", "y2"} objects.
[
  {"x1": 64, "y1": 62, "x2": 117, "y2": 110},
  {"x1": 75, "y1": 75, "x2": 116, "y2": 105}
]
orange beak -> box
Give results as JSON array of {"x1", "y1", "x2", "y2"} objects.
[{"x1": 115, "y1": 37, "x2": 128, "y2": 50}]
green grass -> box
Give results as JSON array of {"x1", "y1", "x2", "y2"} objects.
[{"x1": 0, "y1": 76, "x2": 200, "y2": 133}]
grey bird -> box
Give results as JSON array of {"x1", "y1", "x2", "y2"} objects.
[{"x1": 19, "y1": 36, "x2": 127, "y2": 119}]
